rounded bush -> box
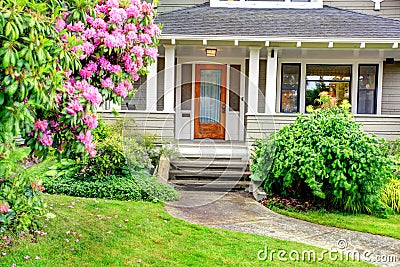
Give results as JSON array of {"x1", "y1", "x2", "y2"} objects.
[
  {"x1": 43, "y1": 171, "x2": 179, "y2": 202},
  {"x1": 251, "y1": 96, "x2": 395, "y2": 214}
]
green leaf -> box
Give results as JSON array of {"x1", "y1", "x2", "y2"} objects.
[
  {"x1": 0, "y1": 92, "x2": 4, "y2": 105},
  {"x1": 5, "y1": 82, "x2": 18, "y2": 96},
  {"x1": 45, "y1": 170, "x2": 58, "y2": 177}
]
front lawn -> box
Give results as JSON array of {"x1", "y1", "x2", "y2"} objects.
[
  {"x1": 0, "y1": 195, "x2": 371, "y2": 266},
  {"x1": 268, "y1": 207, "x2": 400, "y2": 240}
]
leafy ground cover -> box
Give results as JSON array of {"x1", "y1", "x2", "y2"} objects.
[{"x1": 0, "y1": 195, "x2": 371, "y2": 267}]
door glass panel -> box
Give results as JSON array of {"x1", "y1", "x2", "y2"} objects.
[
  {"x1": 200, "y1": 69, "x2": 222, "y2": 123},
  {"x1": 358, "y1": 65, "x2": 377, "y2": 114}
]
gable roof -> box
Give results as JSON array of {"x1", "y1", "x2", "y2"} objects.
[{"x1": 156, "y1": 4, "x2": 400, "y2": 39}]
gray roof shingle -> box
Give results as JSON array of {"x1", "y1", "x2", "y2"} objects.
[{"x1": 156, "y1": 4, "x2": 400, "y2": 39}]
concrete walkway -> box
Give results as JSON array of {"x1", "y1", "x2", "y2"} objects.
[{"x1": 165, "y1": 191, "x2": 400, "y2": 267}]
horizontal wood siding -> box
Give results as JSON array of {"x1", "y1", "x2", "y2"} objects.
[
  {"x1": 246, "y1": 114, "x2": 298, "y2": 142},
  {"x1": 354, "y1": 115, "x2": 400, "y2": 140},
  {"x1": 99, "y1": 111, "x2": 175, "y2": 141},
  {"x1": 258, "y1": 60, "x2": 267, "y2": 113},
  {"x1": 382, "y1": 62, "x2": 400, "y2": 115},
  {"x1": 157, "y1": 0, "x2": 207, "y2": 13},
  {"x1": 325, "y1": 0, "x2": 400, "y2": 19},
  {"x1": 246, "y1": 114, "x2": 400, "y2": 143}
]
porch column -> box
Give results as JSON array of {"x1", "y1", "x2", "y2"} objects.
[
  {"x1": 164, "y1": 45, "x2": 175, "y2": 112},
  {"x1": 265, "y1": 48, "x2": 278, "y2": 114},
  {"x1": 247, "y1": 47, "x2": 261, "y2": 114},
  {"x1": 146, "y1": 57, "x2": 158, "y2": 111}
]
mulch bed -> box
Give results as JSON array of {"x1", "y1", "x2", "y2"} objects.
[{"x1": 259, "y1": 195, "x2": 315, "y2": 212}]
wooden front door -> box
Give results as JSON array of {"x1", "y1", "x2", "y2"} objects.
[{"x1": 194, "y1": 64, "x2": 227, "y2": 139}]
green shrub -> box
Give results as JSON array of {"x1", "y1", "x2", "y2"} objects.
[
  {"x1": 45, "y1": 117, "x2": 179, "y2": 202},
  {"x1": 251, "y1": 93, "x2": 394, "y2": 214},
  {"x1": 0, "y1": 148, "x2": 45, "y2": 233},
  {"x1": 43, "y1": 170, "x2": 179, "y2": 202},
  {"x1": 44, "y1": 174, "x2": 143, "y2": 201},
  {"x1": 380, "y1": 178, "x2": 400, "y2": 213},
  {"x1": 381, "y1": 138, "x2": 400, "y2": 177},
  {"x1": 79, "y1": 118, "x2": 154, "y2": 179}
]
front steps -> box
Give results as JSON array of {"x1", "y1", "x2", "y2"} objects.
[{"x1": 169, "y1": 141, "x2": 251, "y2": 191}]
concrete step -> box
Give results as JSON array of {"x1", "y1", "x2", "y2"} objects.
[
  {"x1": 170, "y1": 169, "x2": 251, "y2": 178},
  {"x1": 171, "y1": 179, "x2": 250, "y2": 191},
  {"x1": 174, "y1": 142, "x2": 249, "y2": 160},
  {"x1": 170, "y1": 159, "x2": 249, "y2": 169}
]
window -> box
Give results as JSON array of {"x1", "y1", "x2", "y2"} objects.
[
  {"x1": 123, "y1": 75, "x2": 147, "y2": 110},
  {"x1": 358, "y1": 65, "x2": 378, "y2": 114},
  {"x1": 306, "y1": 65, "x2": 351, "y2": 109},
  {"x1": 181, "y1": 64, "x2": 192, "y2": 111},
  {"x1": 229, "y1": 65, "x2": 241, "y2": 112},
  {"x1": 280, "y1": 64, "x2": 300, "y2": 113}
]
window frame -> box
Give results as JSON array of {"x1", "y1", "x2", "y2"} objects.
[
  {"x1": 305, "y1": 64, "x2": 353, "y2": 109},
  {"x1": 357, "y1": 64, "x2": 378, "y2": 115},
  {"x1": 280, "y1": 63, "x2": 301, "y2": 113}
]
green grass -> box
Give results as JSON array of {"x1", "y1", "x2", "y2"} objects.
[
  {"x1": 0, "y1": 195, "x2": 371, "y2": 267},
  {"x1": 269, "y1": 207, "x2": 400, "y2": 240}
]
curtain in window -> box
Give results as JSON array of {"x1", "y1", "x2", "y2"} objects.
[{"x1": 200, "y1": 70, "x2": 221, "y2": 123}]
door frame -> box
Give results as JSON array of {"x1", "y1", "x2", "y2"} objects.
[
  {"x1": 194, "y1": 64, "x2": 227, "y2": 139},
  {"x1": 174, "y1": 58, "x2": 246, "y2": 141}
]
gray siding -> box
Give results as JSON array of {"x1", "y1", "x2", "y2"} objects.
[
  {"x1": 325, "y1": 0, "x2": 400, "y2": 20},
  {"x1": 246, "y1": 114, "x2": 400, "y2": 143},
  {"x1": 158, "y1": 0, "x2": 400, "y2": 20},
  {"x1": 157, "y1": 57, "x2": 165, "y2": 111},
  {"x1": 99, "y1": 111, "x2": 175, "y2": 141},
  {"x1": 122, "y1": 76, "x2": 147, "y2": 111},
  {"x1": 258, "y1": 60, "x2": 267, "y2": 113},
  {"x1": 157, "y1": 0, "x2": 207, "y2": 13},
  {"x1": 382, "y1": 62, "x2": 400, "y2": 115}
]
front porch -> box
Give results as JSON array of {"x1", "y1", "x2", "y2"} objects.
[{"x1": 99, "y1": 43, "x2": 400, "y2": 144}]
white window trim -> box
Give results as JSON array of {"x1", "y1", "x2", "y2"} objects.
[
  {"x1": 210, "y1": 0, "x2": 323, "y2": 9},
  {"x1": 277, "y1": 59, "x2": 383, "y2": 115}
]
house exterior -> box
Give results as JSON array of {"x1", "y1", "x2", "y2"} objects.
[{"x1": 100, "y1": 0, "x2": 400, "y2": 144}]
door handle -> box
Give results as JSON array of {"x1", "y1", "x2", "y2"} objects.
[{"x1": 222, "y1": 103, "x2": 226, "y2": 113}]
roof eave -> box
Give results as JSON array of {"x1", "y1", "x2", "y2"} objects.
[{"x1": 160, "y1": 34, "x2": 400, "y2": 44}]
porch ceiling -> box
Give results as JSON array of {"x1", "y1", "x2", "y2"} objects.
[
  {"x1": 158, "y1": 45, "x2": 400, "y2": 61},
  {"x1": 162, "y1": 45, "x2": 250, "y2": 58},
  {"x1": 279, "y1": 48, "x2": 400, "y2": 61}
]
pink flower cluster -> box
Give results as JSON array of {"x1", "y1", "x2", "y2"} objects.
[
  {"x1": 34, "y1": 120, "x2": 48, "y2": 132},
  {"x1": 34, "y1": 119, "x2": 53, "y2": 147},
  {"x1": 30, "y1": 0, "x2": 159, "y2": 158},
  {"x1": 0, "y1": 202, "x2": 11, "y2": 214},
  {"x1": 83, "y1": 113, "x2": 98, "y2": 129},
  {"x1": 59, "y1": 0, "x2": 160, "y2": 97},
  {"x1": 114, "y1": 80, "x2": 133, "y2": 98},
  {"x1": 77, "y1": 131, "x2": 96, "y2": 157}
]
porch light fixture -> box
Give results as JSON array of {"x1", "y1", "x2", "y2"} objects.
[
  {"x1": 205, "y1": 48, "x2": 217, "y2": 57},
  {"x1": 386, "y1": 58, "x2": 395, "y2": 64}
]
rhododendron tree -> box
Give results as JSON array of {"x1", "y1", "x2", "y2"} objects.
[{"x1": 0, "y1": 0, "x2": 160, "y2": 158}]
